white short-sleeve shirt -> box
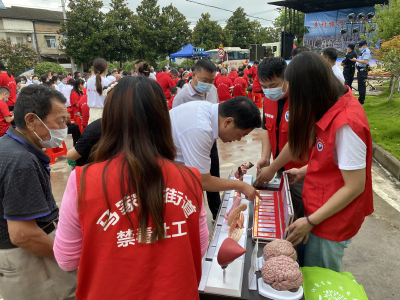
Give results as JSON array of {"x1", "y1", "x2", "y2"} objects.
[
  {"x1": 333, "y1": 124, "x2": 367, "y2": 170},
  {"x1": 169, "y1": 101, "x2": 219, "y2": 174},
  {"x1": 61, "y1": 84, "x2": 73, "y2": 107},
  {"x1": 86, "y1": 76, "x2": 111, "y2": 108},
  {"x1": 332, "y1": 65, "x2": 345, "y2": 85}
]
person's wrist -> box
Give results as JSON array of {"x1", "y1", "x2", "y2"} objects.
[{"x1": 308, "y1": 214, "x2": 320, "y2": 226}]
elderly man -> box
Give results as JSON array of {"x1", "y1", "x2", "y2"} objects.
[{"x1": 0, "y1": 85, "x2": 77, "y2": 299}]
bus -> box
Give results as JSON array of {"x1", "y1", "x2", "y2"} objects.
[{"x1": 206, "y1": 47, "x2": 249, "y2": 69}]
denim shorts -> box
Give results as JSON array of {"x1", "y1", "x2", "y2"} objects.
[{"x1": 304, "y1": 232, "x2": 352, "y2": 272}]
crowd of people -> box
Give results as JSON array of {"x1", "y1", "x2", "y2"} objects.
[{"x1": 0, "y1": 44, "x2": 373, "y2": 299}]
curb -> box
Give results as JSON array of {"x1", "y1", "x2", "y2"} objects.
[{"x1": 372, "y1": 142, "x2": 400, "y2": 180}]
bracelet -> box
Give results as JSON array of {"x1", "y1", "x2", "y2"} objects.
[{"x1": 306, "y1": 215, "x2": 317, "y2": 227}]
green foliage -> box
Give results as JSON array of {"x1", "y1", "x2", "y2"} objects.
[
  {"x1": 156, "y1": 60, "x2": 179, "y2": 70},
  {"x1": 364, "y1": 0, "x2": 400, "y2": 45},
  {"x1": 58, "y1": 0, "x2": 108, "y2": 65},
  {"x1": 0, "y1": 39, "x2": 38, "y2": 76},
  {"x1": 363, "y1": 90, "x2": 400, "y2": 160},
  {"x1": 374, "y1": 35, "x2": 400, "y2": 100},
  {"x1": 107, "y1": 62, "x2": 119, "y2": 71},
  {"x1": 179, "y1": 59, "x2": 196, "y2": 67},
  {"x1": 104, "y1": 0, "x2": 139, "y2": 64},
  {"x1": 192, "y1": 13, "x2": 225, "y2": 50},
  {"x1": 122, "y1": 61, "x2": 137, "y2": 72},
  {"x1": 251, "y1": 21, "x2": 281, "y2": 44},
  {"x1": 274, "y1": 10, "x2": 308, "y2": 45},
  {"x1": 34, "y1": 62, "x2": 66, "y2": 77},
  {"x1": 224, "y1": 8, "x2": 256, "y2": 49}
]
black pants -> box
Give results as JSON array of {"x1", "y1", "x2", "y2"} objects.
[
  {"x1": 357, "y1": 70, "x2": 368, "y2": 105},
  {"x1": 67, "y1": 123, "x2": 81, "y2": 146},
  {"x1": 343, "y1": 68, "x2": 355, "y2": 89},
  {"x1": 207, "y1": 141, "x2": 221, "y2": 220}
]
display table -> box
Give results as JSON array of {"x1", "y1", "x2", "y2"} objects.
[{"x1": 198, "y1": 174, "x2": 293, "y2": 300}]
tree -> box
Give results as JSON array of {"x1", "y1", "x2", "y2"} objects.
[
  {"x1": 374, "y1": 35, "x2": 400, "y2": 100},
  {"x1": 0, "y1": 39, "x2": 38, "y2": 76},
  {"x1": 364, "y1": 0, "x2": 400, "y2": 45},
  {"x1": 104, "y1": 0, "x2": 139, "y2": 66},
  {"x1": 34, "y1": 62, "x2": 66, "y2": 77},
  {"x1": 158, "y1": 5, "x2": 191, "y2": 57},
  {"x1": 135, "y1": 0, "x2": 162, "y2": 65},
  {"x1": 192, "y1": 13, "x2": 225, "y2": 50},
  {"x1": 274, "y1": 10, "x2": 308, "y2": 45},
  {"x1": 224, "y1": 7, "x2": 255, "y2": 49},
  {"x1": 251, "y1": 21, "x2": 281, "y2": 44},
  {"x1": 58, "y1": 0, "x2": 108, "y2": 65}
]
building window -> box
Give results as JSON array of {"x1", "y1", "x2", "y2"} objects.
[
  {"x1": 45, "y1": 36, "x2": 56, "y2": 48},
  {"x1": 16, "y1": 37, "x2": 24, "y2": 43}
]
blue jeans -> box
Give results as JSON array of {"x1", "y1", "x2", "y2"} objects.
[{"x1": 304, "y1": 232, "x2": 352, "y2": 272}]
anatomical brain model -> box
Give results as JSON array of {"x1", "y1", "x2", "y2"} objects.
[
  {"x1": 263, "y1": 240, "x2": 298, "y2": 261},
  {"x1": 234, "y1": 162, "x2": 254, "y2": 181}
]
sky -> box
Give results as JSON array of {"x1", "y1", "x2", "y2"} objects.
[{"x1": 4, "y1": 0, "x2": 281, "y2": 29}]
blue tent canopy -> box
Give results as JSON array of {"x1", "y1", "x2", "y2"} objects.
[
  {"x1": 0, "y1": 1, "x2": 6, "y2": 10},
  {"x1": 169, "y1": 44, "x2": 209, "y2": 58}
]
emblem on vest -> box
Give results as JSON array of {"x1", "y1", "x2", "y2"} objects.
[
  {"x1": 265, "y1": 113, "x2": 274, "y2": 119},
  {"x1": 285, "y1": 111, "x2": 289, "y2": 122},
  {"x1": 316, "y1": 138, "x2": 325, "y2": 152}
]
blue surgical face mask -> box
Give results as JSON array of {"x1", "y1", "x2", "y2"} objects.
[
  {"x1": 194, "y1": 79, "x2": 213, "y2": 94},
  {"x1": 21, "y1": 81, "x2": 25, "y2": 84},
  {"x1": 57, "y1": 81, "x2": 61, "y2": 85},
  {"x1": 33, "y1": 80, "x2": 40, "y2": 84},
  {"x1": 62, "y1": 81, "x2": 66, "y2": 85},
  {"x1": 263, "y1": 85, "x2": 286, "y2": 101}
]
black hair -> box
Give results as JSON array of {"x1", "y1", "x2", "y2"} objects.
[
  {"x1": 59, "y1": 75, "x2": 67, "y2": 80},
  {"x1": 321, "y1": 47, "x2": 338, "y2": 63},
  {"x1": 247, "y1": 73, "x2": 252, "y2": 79},
  {"x1": 0, "y1": 61, "x2": 11, "y2": 77},
  {"x1": 193, "y1": 60, "x2": 217, "y2": 74},
  {"x1": 20, "y1": 76, "x2": 27, "y2": 81},
  {"x1": 51, "y1": 75, "x2": 59, "y2": 83},
  {"x1": 14, "y1": 85, "x2": 66, "y2": 129},
  {"x1": 0, "y1": 86, "x2": 11, "y2": 94},
  {"x1": 163, "y1": 66, "x2": 169, "y2": 72},
  {"x1": 137, "y1": 61, "x2": 150, "y2": 77},
  {"x1": 170, "y1": 69, "x2": 178, "y2": 76},
  {"x1": 73, "y1": 79, "x2": 85, "y2": 95},
  {"x1": 68, "y1": 78, "x2": 75, "y2": 86},
  {"x1": 58, "y1": 71, "x2": 64, "y2": 76},
  {"x1": 254, "y1": 61, "x2": 259, "y2": 65},
  {"x1": 292, "y1": 46, "x2": 309, "y2": 58},
  {"x1": 135, "y1": 59, "x2": 143, "y2": 65},
  {"x1": 32, "y1": 75, "x2": 39, "y2": 81},
  {"x1": 238, "y1": 71, "x2": 244, "y2": 77},
  {"x1": 122, "y1": 71, "x2": 129, "y2": 76},
  {"x1": 257, "y1": 57, "x2": 287, "y2": 81},
  {"x1": 15, "y1": 77, "x2": 21, "y2": 84},
  {"x1": 74, "y1": 71, "x2": 80, "y2": 76},
  {"x1": 219, "y1": 96, "x2": 262, "y2": 129},
  {"x1": 40, "y1": 74, "x2": 48, "y2": 83},
  {"x1": 42, "y1": 82, "x2": 53, "y2": 88},
  {"x1": 111, "y1": 69, "x2": 117, "y2": 74},
  {"x1": 170, "y1": 86, "x2": 178, "y2": 95}
]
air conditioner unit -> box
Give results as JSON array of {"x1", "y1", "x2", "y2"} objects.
[
  {"x1": 58, "y1": 45, "x2": 65, "y2": 50},
  {"x1": 27, "y1": 36, "x2": 32, "y2": 42}
]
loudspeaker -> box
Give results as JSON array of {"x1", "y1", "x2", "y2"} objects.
[
  {"x1": 250, "y1": 44, "x2": 266, "y2": 62},
  {"x1": 281, "y1": 32, "x2": 294, "y2": 60}
]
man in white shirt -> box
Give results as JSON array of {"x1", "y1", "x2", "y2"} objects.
[
  {"x1": 106, "y1": 70, "x2": 117, "y2": 82},
  {"x1": 171, "y1": 60, "x2": 220, "y2": 219},
  {"x1": 169, "y1": 97, "x2": 262, "y2": 207},
  {"x1": 321, "y1": 48, "x2": 345, "y2": 85}
]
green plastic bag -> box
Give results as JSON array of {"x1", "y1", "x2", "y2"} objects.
[
  {"x1": 67, "y1": 159, "x2": 76, "y2": 171},
  {"x1": 301, "y1": 267, "x2": 368, "y2": 300}
]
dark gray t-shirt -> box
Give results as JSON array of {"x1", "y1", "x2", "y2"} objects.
[{"x1": 0, "y1": 127, "x2": 59, "y2": 247}]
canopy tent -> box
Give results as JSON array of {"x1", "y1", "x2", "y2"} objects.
[
  {"x1": 0, "y1": 1, "x2": 6, "y2": 10},
  {"x1": 169, "y1": 44, "x2": 209, "y2": 58}
]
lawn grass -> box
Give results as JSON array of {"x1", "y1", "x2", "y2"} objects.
[{"x1": 363, "y1": 89, "x2": 400, "y2": 161}]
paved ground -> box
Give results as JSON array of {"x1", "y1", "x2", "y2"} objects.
[{"x1": 32, "y1": 125, "x2": 399, "y2": 300}]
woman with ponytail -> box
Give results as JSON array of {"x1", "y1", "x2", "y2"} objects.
[
  {"x1": 0, "y1": 61, "x2": 17, "y2": 112},
  {"x1": 86, "y1": 58, "x2": 110, "y2": 124}
]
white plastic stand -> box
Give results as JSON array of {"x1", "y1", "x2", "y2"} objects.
[
  {"x1": 198, "y1": 260, "x2": 212, "y2": 291},
  {"x1": 204, "y1": 259, "x2": 244, "y2": 297},
  {"x1": 257, "y1": 278, "x2": 303, "y2": 300}
]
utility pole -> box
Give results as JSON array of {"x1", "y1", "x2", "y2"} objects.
[{"x1": 60, "y1": 0, "x2": 76, "y2": 73}]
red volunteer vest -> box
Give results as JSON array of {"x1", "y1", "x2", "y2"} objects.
[
  {"x1": 303, "y1": 88, "x2": 374, "y2": 242},
  {"x1": 264, "y1": 97, "x2": 307, "y2": 170},
  {"x1": 75, "y1": 157, "x2": 202, "y2": 300}
]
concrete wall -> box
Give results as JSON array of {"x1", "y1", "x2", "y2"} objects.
[
  {"x1": 3, "y1": 19, "x2": 34, "y2": 32},
  {"x1": 34, "y1": 22, "x2": 64, "y2": 56},
  {"x1": 0, "y1": 19, "x2": 5, "y2": 40}
]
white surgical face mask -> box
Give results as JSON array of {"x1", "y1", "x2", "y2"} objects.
[
  {"x1": 3, "y1": 98, "x2": 8, "y2": 102},
  {"x1": 33, "y1": 115, "x2": 67, "y2": 149},
  {"x1": 263, "y1": 82, "x2": 286, "y2": 101}
]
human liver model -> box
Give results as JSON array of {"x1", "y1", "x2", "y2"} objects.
[
  {"x1": 263, "y1": 240, "x2": 297, "y2": 261},
  {"x1": 261, "y1": 255, "x2": 303, "y2": 291},
  {"x1": 234, "y1": 162, "x2": 254, "y2": 181},
  {"x1": 217, "y1": 238, "x2": 247, "y2": 268}
]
